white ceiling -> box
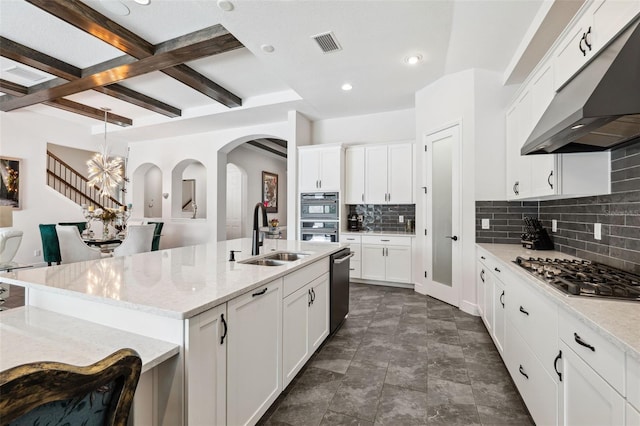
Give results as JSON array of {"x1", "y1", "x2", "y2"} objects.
[{"x1": 0, "y1": 0, "x2": 574, "y2": 142}]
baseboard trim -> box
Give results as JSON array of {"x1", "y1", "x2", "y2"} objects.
[
  {"x1": 350, "y1": 278, "x2": 413, "y2": 290},
  {"x1": 460, "y1": 300, "x2": 479, "y2": 317}
]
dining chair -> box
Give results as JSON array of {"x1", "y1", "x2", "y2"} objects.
[
  {"x1": 0, "y1": 230, "x2": 23, "y2": 264},
  {"x1": 58, "y1": 222, "x2": 88, "y2": 234},
  {"x1": 56, "y1": 225, "x2": 102, "y2": 264},
  {"x1": 38, "y1": 224, "x2": 61, "y2": 266},
  {"x1": 113, "y1": 224, "x2": 155, "y2": 257},
  {"x1": 0, "y1": 348, "x2": 142, "y2": 426},
  {"x1": 147, "y1": 221, "x2": 164, "y2": 251}
]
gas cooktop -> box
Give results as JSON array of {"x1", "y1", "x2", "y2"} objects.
[{"x1": 514, "y1": 256, "x2": 640, "y2": 302}]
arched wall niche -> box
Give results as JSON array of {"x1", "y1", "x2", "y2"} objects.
[
  {"x1": 171, "y1": 159, "x2": 207, "y2": 219},
  {"x1": 132, "y1": 162, "x2": 162, "y2": 218}
]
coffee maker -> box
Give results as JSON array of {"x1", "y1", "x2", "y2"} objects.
[{"x1": 347, "y1": 214, "x2": 360, "y2": 231}]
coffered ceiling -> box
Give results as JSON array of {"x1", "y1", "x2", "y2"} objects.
[{"x1": 0, "y1": 0, "x2": 579, "y2": 142}]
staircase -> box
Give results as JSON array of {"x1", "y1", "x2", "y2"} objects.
[{"x1": 47, "y1": 150, "x2": 123, "y2": 210}]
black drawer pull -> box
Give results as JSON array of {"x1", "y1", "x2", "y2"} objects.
[
  {"x1": 574, "y1": 332, "x2": 595, "y2": 352},
  {"x1": 311, "y1": 287, "x2": 316, "y2": 303},
  {"x1": 252, "y1": 287, "x2": 268, "y2": 297},
  {"x1": 519, "y1": 306, "x2": 529, "y2": 316},
  {"x1": 480, "y1": 269, "x2": 485, "y2": 283},
  {"x1": 308, "y1": 289, "x2": 312, "y2": 307},
  {"x1": 480, "y1": 256, "x2": 486, "y2": 260},
  {"x1": 519, "y1": 365, "x2": 529, "y2": 379},
  {"x1": 499, "y1": 290, "x2": 505, "y2": 308},
  {"x1": 220, "y1": 314, "x2": 228, "y2": 345},
  {"x1": 494, "y1": 267, "x2": 501, "y2": 273},
  {"x1": 554, "y1": 350, "x2": 562, "y2": 382}
]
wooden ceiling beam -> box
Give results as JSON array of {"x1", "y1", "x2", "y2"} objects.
[
  {"x1": 247, "y1": 140, "x2": 288, "y2": 158},
  {"x1": 0, "y1": 25, "x2": 242, "y2": 112},
  {"x1": 26, "y1": 0, "x2": 243, "y2": 107},
  {"x1": 0, "y1": 79, "x2": 132, "y2": 126},
  {"x1": 0, "y1": 37, "x2": 181, "y2": 117}
]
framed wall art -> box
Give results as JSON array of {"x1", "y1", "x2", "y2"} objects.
[
  {"x1": 262, "y1": 171, "x2": 278, "y2": 213},
  {"x1": 0, "y1": 156, "x2": 21, "y2": 209}
]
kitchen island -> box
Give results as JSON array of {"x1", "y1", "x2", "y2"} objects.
[{"x1": 1, "y1": 238, "x2": 347, "y2": 426}]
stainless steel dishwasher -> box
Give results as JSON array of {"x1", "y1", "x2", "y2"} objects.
[{"x1": 330, "y1": 248, "x2": 354, "y2": 334}]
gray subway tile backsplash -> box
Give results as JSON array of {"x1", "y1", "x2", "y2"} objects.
[
  {"x1": 347, "y1": 204, "x2": 415, "y2": 232},
  {"x1": 476, "y1": 140, "x2": 640, "y2": 274}
]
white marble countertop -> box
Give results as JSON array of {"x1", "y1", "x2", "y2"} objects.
[
  {"x1": 478, "y1": 243, "x2": 640, "y2": 360},
  {"x1": 0, "y1": 306, "x2": 179, "y2": 373},
  {"x1": 1, "y1": 238, "x2": 346, "y2": 320},
  {"x1": 342, "y1": 230, "x2": 416, "y2": 237}
]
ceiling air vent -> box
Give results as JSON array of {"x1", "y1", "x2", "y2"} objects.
[
  {"x1": 2, "y1": 65, "x2": 47, "y2": 83},
  {"x1": 311, "y1": 31, "x2": 342, "y2": 53}
]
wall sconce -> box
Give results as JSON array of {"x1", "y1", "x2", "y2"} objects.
[{"x1": 162, "y1": 193, "x2": 169, "y2": 199}]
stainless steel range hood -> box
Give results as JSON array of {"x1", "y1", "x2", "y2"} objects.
[{"x1": 522, "y1": 18, "x2": 640, "y2": 155}]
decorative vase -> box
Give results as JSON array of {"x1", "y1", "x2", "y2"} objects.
[{"x1": 103, "y1": 221, "x2": 110, "y2": 239}]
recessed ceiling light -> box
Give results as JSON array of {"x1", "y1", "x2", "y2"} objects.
[
  {"x1": 99, "y1": 0, "x2": 130, "y2": 16},
  {"x1": 404, "y1": 54, "x2": 423, "y2": 65},
  {"x1": 341, "y1": 83, "x2": 353, "y2": 91},
  {"x1": 134, "y1": 0, "x2": 150, "y2": 4},
  {"x1": 217, "y1": 0, "x2": 234, "y2": 11},
  {"x1": 261, "y1": 44, "x2": 275, "y2": 53}
]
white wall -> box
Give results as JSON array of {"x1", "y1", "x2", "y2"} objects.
[
  {"x1": 312, "y1": 108, "x2": 415, "y2": 145},
  {"x1": 226, "y1": 144, "x2": 288, "y2": 239},
  {"x1": 0, "y1": 111, "x2": 113, "y2": 264},
  {"x1": 47, "y1": 143, "x2": 95, "y2": 179},
  {"x1": 415, "y1": 69, "x2": 511, "y2": 315}
]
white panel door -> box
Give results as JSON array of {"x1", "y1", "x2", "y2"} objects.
[
  {"x1": 186, "y1": 303, "x2": 227, "y2": 426},
  {"x1": 319, "y1": 147, "x2": 341, "y2": 191},
  {"x1": 345, "y1": 147, "x2": 365, "y2": 204},
  {"x1": 423, "y1": 124, "x2": 461, "y2": 306},
  {"x1": 282, "y1": 284, "x2": 311, "y2": 388},
  {"x1": 493, "y1": 277, "x2": 506, "y2": 355},
  {"x1": 365, "y1": 145, "x2": 389, "y2": 204},
  {"x1": 387, "y1": 143, "x2": 413, "y2": 204},
  {"x1": 530, "y1": 63, "x2": 558, "y2": 197},
  {"x1": 227, "y1": 280, "x2": 282, "y2": 426},
  {"x1": 308, "y1": 273, "x2": 330, "y2": 352},
  {"x1": 559, "y1": 341, "x2": 625, "y2": 426},
  {"x1": 385, "y1": 245, "x2": 412, "y2": 283},
  {"x1": 299, "y1": 149, "x2": 320, "y2": 191},
  {"x1": 361, "y1": 244, "x2": 386, "y2": 281}
]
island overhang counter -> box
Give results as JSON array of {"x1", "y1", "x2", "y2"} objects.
[{"x1": 1, "y1": 238, "x2": 347, "y2": 426}]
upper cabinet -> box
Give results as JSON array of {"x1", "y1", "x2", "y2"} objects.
[
  {"x1": 345, "y1": 146, "x2": 365, "y2": 204},
  {"x1": 298, "y1": 146, "x2": 343, "y2": 192},
  {"x1": 364, "y1": 143, "x2": 413, "y2": 204},
  {"x1": 554, "y1": 0, "x2": 640, "y2": 90}
]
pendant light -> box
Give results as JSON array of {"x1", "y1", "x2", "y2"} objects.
[{"x1": 87, "y1": 108, "x2": 124, "y2": 198}]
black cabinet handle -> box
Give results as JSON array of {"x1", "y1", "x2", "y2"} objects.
[
  {"x1": 311, "y1": 287, "x2": 316, "y2": 303},
  {"x1": 519, "y1": 365, "x2": 529, "y2": 379},
  {"x1": 514, "y1": 181, "x2": 519, "y2": 195},
  {"x1": 584, "y1": 26, "x2": 592, "y2": 50},
  {"x1": 494, "y1": 267, "x2": 501, "y2": 273},
  {"x1": 500, "y1": 290, "x2": 505, "y2": 308},
  {"x1": 579, "y1": 34, "x2": 587, "y2": 56},
  {"x1": 554, "y1": 350, "x2": 563, "y2": 382},
  {"x1": 519, "y1": 306, "x2": 529, "y2": 316},
  {"x1": 480, "y1": 256, "x2": 486, "y2": 260},
  {"x1": 480, "y1": 269, "x2": 485, "y2": 283},
  {"x1": 548, "y1": 170, "x2": 553, "y2": 189},
  {"x1": 308, "y1": 289, "x2": 312, "y2": 307},
  {"x1": 220, "y1": 314, "x2": 228, "y2": 345},
  {"x1": 252, "y1": 287, "x2": 268, "y2": 297},
  {"x1": 574, "y1": 332, "x2": 595, "y2": 352}
]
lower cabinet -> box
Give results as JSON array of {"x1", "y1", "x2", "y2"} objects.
[
  {"x1": 628, "y1": 403, "x2": 640, "y2": 426},
  {"x1": 342, "y1": 234, "x2": 362, "y2": 279},
  {"x1": 283, "y1": 273, "x2": 330, "y2": 388},
  {"x1": 360, "y1": 235, "x2": 412, "y2": 283},
  {"x1": 227, "y1": 280, "x2": 283, "y2": 426},
  {"x1": 493, "y1": 276, "x2": 506, "y2": 355},
  {"x1": 558, "y1": 340, "x2": 625, "y2": 426}
]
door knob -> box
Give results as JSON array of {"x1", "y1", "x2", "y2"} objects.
[{"x1": 445, "y1": 236, "x2": 458, "y2": 241}]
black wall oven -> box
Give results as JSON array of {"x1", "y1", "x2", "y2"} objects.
[{"x1": 300, "y1": 192, "x2": 339, "y2": 242}]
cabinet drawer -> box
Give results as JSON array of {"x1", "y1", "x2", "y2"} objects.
[
  {"x1": 349, "y1": 260, "x2": 361, "y2": 279},
  {"x1": 341, "y1": 234, "x2": 362, "y2": 244},
  {"x1": 361, "y1": 235, "x2": 411, "y2": 246},
  {"x1": 507, "y1": 277, "x2": 559, "y2": 379},
  {"x1": 629, "y1": 354, "x2": 640, "y2": 411},
  {"x1": 506, "y1": 320, "x2": 559, "y2": 426},
  {"x1": 558, "y1": 308, "x2": 625, "y2": 393},
  {"x1": 283, "y1": 258, "x2": 329, "y2": 298}
]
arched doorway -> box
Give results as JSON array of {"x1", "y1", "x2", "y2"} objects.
[{"x1": 131, "y1": 163, "x2": 162, "y2": 218}]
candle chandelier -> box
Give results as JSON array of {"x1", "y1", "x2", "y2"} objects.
[{"x1": 87, "y1": 108, "x2": 124, "y2": 198}]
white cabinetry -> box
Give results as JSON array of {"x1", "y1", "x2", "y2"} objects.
[
  {"x1": 342, "y1": 233, "x2": 362, "y2": 279},
  {"x1": 227, "y1": 280, "x2": 283, "y2": 426},
  {"x1": 629, "y1": 354, "x2": 640, "y2": 412},
  {"x1": 361, "y1": 235, "x2": 412, "y2": 284},
  {"x1": 345, "y1": 147, "x2": 365, "y2": 204},
  {"x1": 477, "y1": 254, "x2": 493, "y2": 333},
  {"x1": 364, "y1": 144, "x2": 413, "y2": 204},
  {"x1": 283, "y1": 273, "x2": 329, "y2": 388},
  {"x1": 554, "y1": 0, "x2": 640, "y2": 90},
  {"x1": 492, "y1": 273, "x2": 506, "y2": 355},
  {"x1": 629, "y1": 403, "x2": 640, "y2": 426},
  {"x1": 186, "y1": 304, "x2": 227, "y2": 425},
  {"x1": 299, "y1": 146, "x2": 342, "y2": 192}
]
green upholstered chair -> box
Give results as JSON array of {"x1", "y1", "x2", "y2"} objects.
[
  {"x1": 147, "y1": 221, "x2": 164, "y2": 251},
  {"x1": 0, "y1": 348, "x2": 142, "y2": 426},
  {"x1": 58, "y1": 222, "x2": 87, "y2": 234},
  {"x1": 38, "y1": 224, "x2": 61, "y2": 266}
]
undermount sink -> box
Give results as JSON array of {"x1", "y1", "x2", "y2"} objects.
[
  {"x1": 264, "y1": 252, "x2": 309, "y2": 262},
  {"x1": 240, "y1": 258, "x2": 285, "y2": 267}
]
